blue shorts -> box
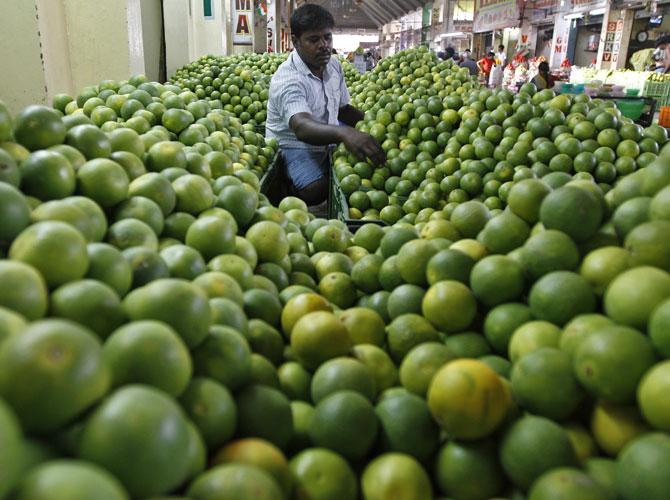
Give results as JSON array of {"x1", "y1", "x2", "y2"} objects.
[{"x1": 281, "y1": 148, "x2": 329, "y2": 190}]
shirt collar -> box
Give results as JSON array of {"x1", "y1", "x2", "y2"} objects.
[{"x1": 291, "y1": 51, "x2": 330, "y2": 80}]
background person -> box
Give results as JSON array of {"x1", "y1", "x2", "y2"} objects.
[
  {"x1": 532, "y1": 61, "x2": 555, "y2": 89},
  {"x1": 265, "y1": 4, "x2": 384, "y2": 207},
  {"x1": 654, "y1": 35, "x2": 670, "y2": 73},
  {"x1": 477, "y1": 51, "x2": 495, "y2": 84},
  {"x1": 459, "y1": 51, "x2": 479, "y2": 75},
  {"x1": 496, "y1": 44, "x2": 507, "y2": 67}
]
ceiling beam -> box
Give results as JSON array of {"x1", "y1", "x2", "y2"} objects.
[
  {"x1": 372, "y1": 0, "x2": 405, "y2": 18},
  {"x1": 361, "y1": 0, "x2": 395, "y2": 24},
  {"x1": 358, "y1": 3, "x2": 386, "y2": 27}
]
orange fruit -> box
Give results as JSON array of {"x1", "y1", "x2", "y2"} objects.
[
  {"x1": 574, "y1": 325, "x2": 656, "y2": 404},
  {"x1": 591, "y1": 401, "x2": 649, "y2": 456},
  {"x1": 212, "y1": 438, "x2": 293, "y2": 496},
  {"x1": 338, "y1": 307, "x2": 385, "y2": 346},
  {"x1": 128, "y1": 172, "x2": 177, "y2": 216},
  {"x1": 65, "y1": 124, "x2": 112, "y2": 159},
  {"x1": 435, "y1": 439, "x2": 505, "y2": 500},
  {"x1": 103, "y1": 320, "x2": 192, "y2": 396},
  {"x1": 289, "y1": 448, "x2": 358, "y2": 500},
  {"x1": 280, "y1": 293, "x2": 332, "y2": 339},
  {"x1": 290, "y1": 311, "x2": 352, "y2": 370},
  {"x1": 235, "y1": 384, "x2": 293, "y2": 450},
  {"x1": 309, "y1": 390, "x2": 378, "y2": 460},
  {"x1": 361, "y1": 453, "x2": 432, "y2": 500},
  {"x1": 11, "y1": 461, "x2": 129, "y2": 500},
  {"x1": 77, "y1": 159, "x2": 129, "y2": 207},
  {"x1": 185, "y1": 215, "x2": 236, "y2": 260},
  {"x1": 191, "y1": 322, "x2": 251, "y2": 388},
  {"x1": 20, "y1": 150, "x2": 76, "y2": 200},
  {"x1": 245, "y1": 221, "x2": 289, "y2": 264},
  {"x1": 179, "y1": 377, "x2": 237, "y2": 451},
  {"x1": 616, "y1": 433, "x2": 670, "y2": 500},
  {"x1": 122, "y1": 278, "x2": 211, "y2": 348},
  {"x1": 375, "y1": 390, "x2": 440, "y2": 462},
  {"x1": 499, "y1": 414, "x2": 577, "y2": 490},
  {"x1": 422, "y1": 280, "x2": 477, "y2": 333},
  {"x1": 0, "y1": 182, "x2": 31, "y2": 244},
  {"x1": 9, "y1": 221, "x2": 89, "y2": 288},
  {"x1": 80, "y1": 385, "x2": 192, "y2": 498},
  {"x1": 172, "y1": 174, "x2": 214, "y2": 214},
  {"x1": 50, "y1": 279, "x2": 125, "y2": 339},
  {"x1": 529, "y1": 468, "x2": 610, "y2": 500},
  {"x1": 13, "y1": 105, "x2": 67, "y2": 151},
  {"x1": 0, "y1": 318, "x2": 109, "y2": 433},
  {"x1": 0, "y1": 399, "x2": 27, "y2": 498},
  {"x1": 427, "y1": 359, "x2": 510, "y2": 440},
  {"x1": 0, "y1": 148, "x2": 20, "y2": 187}
]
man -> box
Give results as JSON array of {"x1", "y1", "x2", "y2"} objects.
[
  {"x1": 477, "y1": 51, "x2": 496, "y2": 84},
  {"x1": 266, "y1": 3, "x2": 384, "y2": 206},
  {"x1": 459, "y1": 50, "x2": 478, "y2": 76},
  {"x1": 654, "y1": 35, "x2": 670, "y2": 73},
  {"x1": 496, "y1": 44, "x2": 507, "y2": 67}
]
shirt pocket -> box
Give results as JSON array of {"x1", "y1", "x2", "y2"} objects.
[{"x1": 326, "y1": 82, "x2": 341, "y2": 123}]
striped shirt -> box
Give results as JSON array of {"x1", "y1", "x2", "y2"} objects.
[{"x1": 266, "y1": 51, "x2": 350, "y2": 151}]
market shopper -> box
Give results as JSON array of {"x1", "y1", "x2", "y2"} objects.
[
  {"x1": 459, "y1": 51, "x2": 479, "y2": 75},
  {"x1": 654, "y1": 35, "x2": 670, "y2": 73},
  {"x1": 532, "y1": 61, "x2": 555, "y2": 90},
  {"x1": 266, "y1": 3, "x2": 384, "y2": 206},
  {"x1": 477, "y1": 51, "x2": 496, "y2": 84},
  {"x1": 496, "y1": 44, "x2": 507, "y2": 67}
]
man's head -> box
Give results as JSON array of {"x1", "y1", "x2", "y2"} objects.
[
  {"x1": 462, "y1": 49, "x2": 471, "y2": 60},
  {"x1": 655, "y1": 35, "x2": 670, "y2": 67},
  {"x1": 538, "y1": 61, "x2": 550, "y2": 73},
  {"x1": 291, "y1": 3, "x2": 335, "y2": 69},
  {"x1": 487, "y1": 51, "x2": 495, "y2": 60},
  {"x1": 498, "y1": 45, "x2": 505, "y2": 52}
]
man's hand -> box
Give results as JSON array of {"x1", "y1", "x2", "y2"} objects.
[{"x1": 340, "y1": 127, "x2": 386, "y2": 166}]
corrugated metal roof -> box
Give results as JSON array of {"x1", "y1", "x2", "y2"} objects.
[{"x1": 308, "y1": 0, "x2": 426, "y2": 30}]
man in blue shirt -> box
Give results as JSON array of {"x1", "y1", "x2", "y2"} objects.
[{"x1": 266, "y1": 4, "x2": 384, "y2": 206}]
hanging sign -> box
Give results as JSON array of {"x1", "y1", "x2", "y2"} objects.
[
  {"x1": 267, "y1": 0, "x2": 276, "y2": 52},
  {"x1": 473, "y1": 0, "x2": 521, "y2": 33},
  {"x1": 232, "y1": 0, "x2": 253, "y2": 46}
]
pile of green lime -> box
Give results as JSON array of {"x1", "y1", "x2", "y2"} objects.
[{"x1": 0, "y1": 45, "x2": 669, "y2": 500}]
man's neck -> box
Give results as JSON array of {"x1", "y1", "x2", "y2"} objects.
[{"x1": 296, "y1": 50, "x2": 326, "y2": 79}]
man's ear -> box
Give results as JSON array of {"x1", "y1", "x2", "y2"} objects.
[{"x1": 291, "y1": 34, "x2": 299, "y2": 47}]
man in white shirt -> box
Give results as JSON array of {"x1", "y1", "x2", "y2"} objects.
[
  {"x1": 266, "y1": 4, "x2": 384, "y2": 205},
  {"x1": 496, "y1": 44, "x2": 507, "y2": 67}
]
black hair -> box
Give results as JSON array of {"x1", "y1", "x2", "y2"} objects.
[
  {"x1": 538, "y1": 61, "x2": 550, "y2": 72},
  {"x1": 445, "y1": 46, "x2": 455, "y2": 57},
  {"x1": 656, "y1": 35, "x2": 670, "y2": 48},
  {"x1": 498, "y1": 44, "x2": 505, "y2": 50},
  {"x1": 291, "y1": 3, "x2": 335, "y2": 39}
]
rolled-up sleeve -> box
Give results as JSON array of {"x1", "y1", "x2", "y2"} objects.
[{"x1": 280, "y1": 81, "x2": 311, "y2": 128}]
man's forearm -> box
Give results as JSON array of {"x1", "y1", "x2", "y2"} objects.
[
  {"x1": 338, "y1": 104, "x2": 364, "y2": 127},
  {"x1": 290, "y1": 113, "x2": 347, "y2": 146}
]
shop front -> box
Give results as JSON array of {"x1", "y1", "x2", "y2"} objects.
[{"x1": 473, "y1": 0, "x2": 521, "y2": 59}]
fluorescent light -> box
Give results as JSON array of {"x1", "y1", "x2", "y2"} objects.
[
  {"x1": 565, "y1": 13, "x2": 584, "y2": 19},
  {"x1": 440, "y1": 32, "x2": 466, "y2": 38},
  {"x1": 589, "y1": 7, "x2": 607, "y2": 15}
]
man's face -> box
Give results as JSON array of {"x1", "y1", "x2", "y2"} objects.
[
  {"x1": 660, "y1": 43, "x2": 670, "y2": 66},
  {"x1": 292, "y1": 28, "x2": 333, "y2": 69}
]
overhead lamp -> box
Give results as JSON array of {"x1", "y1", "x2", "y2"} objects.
[
  {"x1": 565, "y1": 13, "x2": 584, "y2": 19},
  {"x1": 589, "y1": 7, "x2": 607, "y2": 15}
]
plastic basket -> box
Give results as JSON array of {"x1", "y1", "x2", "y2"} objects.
[
  {"x1": 616, "y1": 99, "x2": 645, "y2": 120},
  {"x1": 328, "y1": 154, "x2": 386, "y2": 231}
]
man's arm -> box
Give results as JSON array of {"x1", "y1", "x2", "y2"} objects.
[
  {"x1": 338, "y1": 104, "x2": 364, "y2": 127},
  {"x1": 289, "y1": 112, "x2": 385, "y2": 165}
]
